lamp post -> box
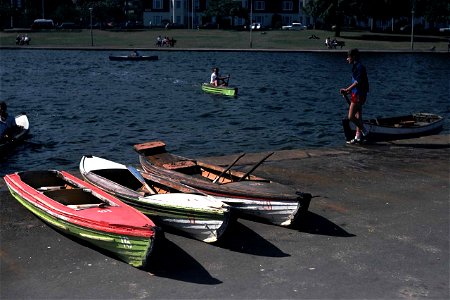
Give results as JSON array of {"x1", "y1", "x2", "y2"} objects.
[
  {"x1": 89, "y1": 7, "x2": 93, "y2": 46},
  {"x1": 410, "y1": 8, "x2": 415, "y2": 50},
  {"x1": 249, "y1": 0, "x2": 253, "y2": 48},
  {"x1": 172, "y1": 0, "x2": 175, "y2": 24}
]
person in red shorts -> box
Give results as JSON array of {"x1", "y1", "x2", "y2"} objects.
[{"x1": 340, "y1": 48, "x2": 370, "y2": 144}]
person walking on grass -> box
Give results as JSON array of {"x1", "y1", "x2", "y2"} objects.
[{"x1": 340, "y1": 48, "x2": 370, "y2": 144}]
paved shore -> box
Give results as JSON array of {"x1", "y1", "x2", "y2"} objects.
[{"x1": 1, "y1": 135, "x2": 449, "y2": 299}]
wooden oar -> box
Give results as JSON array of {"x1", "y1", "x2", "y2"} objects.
[
  {"x1": 222, "y1": 75, "x2": 230, "y2": 86},
  {"x1": 238, "y1": 152, "x2": 274, "y2": 182},
  {"x1": 212, "y1": 152, "x2": 246, "y2": 184},
  {"x1": 127, "y1": 165, "x2": 157, "y2": 194}
]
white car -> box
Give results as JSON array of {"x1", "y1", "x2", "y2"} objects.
[
  {"x1": 439, "y1": 27, "x2": 450, "y2": 33},
  {"x1": 282, "y1": 23, "x2": 307, "y2": 30},
  {"x1": 251, "y1": 23, "x2": 261, "y2": 30}
]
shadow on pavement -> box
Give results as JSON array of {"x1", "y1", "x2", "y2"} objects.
[
  {"x1": 292, "y1": 211, "x2": 355, "y2": 237},
  {"x1": 215, "y1": 220, "x2": 290, "y2": 257},
  {"x1": 146, "y1": 237, "x2": 222, "y2": 285}
]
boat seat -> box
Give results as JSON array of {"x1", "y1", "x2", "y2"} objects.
[
  {"x1": 162, "y1": 160, "x2": 200, "y2": 175},
  {"x1": 163, "y1": 160, "x2": 197, "y2": 170},
  {"x1": 38, "y1": 186, "x2": 65, "y2": 191},
  {"x1": 399, "y1": 120, "x2": 415, "y2": 126},
  {"x1": 134, "y1": 141, "x2": 166, "y2": 155}
]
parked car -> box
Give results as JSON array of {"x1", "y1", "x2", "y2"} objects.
[
  {"x1": 57, "y1": 22, "x2": 81, "y2": 29},
  {"x1": 122, "y1": 21, "x2": 144, "y2": 29},
  {"x1": 282, "y1": 23, "x2": 307, "y2": 30},
  {"x1": 251, "y1": 23, "x2": 261, "y2": 30},
  {"x1": 439, "y1": 27, "x2": 450, "y2": 33},
  {"x1": 200, "y1": 22, "x2": 218, "y2": 29},
  {"x1": 31, "y1": 19, "x2": 54, "y2": 30}
]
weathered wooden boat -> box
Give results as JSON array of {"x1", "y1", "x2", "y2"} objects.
[
  {"x1": 134, "y1": 141, "x2": 312, "y2": 226},
  {"x1": 342, "y1": 113, "x2": 444, "y2": 142},
  {"x1": 79, "y1": 155, "x2": 230, "y2": 243},
  {"x1": 201, "y1": 83, "x2": 238, "y2": 97},
  {"x1": 3, "y1": 170, "x2": 157, "y2": 268},
  {"x1": 108, "y1": 55, "x2": 158, "y2": 61},
  {"x1": 0, "y1": 114, "x2": 30, "y2": 155}
]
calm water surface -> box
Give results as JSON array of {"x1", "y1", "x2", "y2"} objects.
[{"x1": 1, "y1": 49, "x2": 449, "y2": 175}]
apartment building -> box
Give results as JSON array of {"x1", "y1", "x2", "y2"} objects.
[{"x1": 142, "y1": 0, "x2": 311, "y2": 29}]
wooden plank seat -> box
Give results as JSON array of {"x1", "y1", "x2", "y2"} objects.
[{"x1": 133, "y1": 141, "x2": 166, "y2": 156}]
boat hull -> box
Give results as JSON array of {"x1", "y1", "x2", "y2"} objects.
[
  {"x1": 109, "y1": 55, "x2": 158, "y2": 61},
  {"x1": 0, "y1": 114, "x2": 30, "y2": 155},
  {"x1": 3, "y1": 170, "x2": 156, "y2": 268},
  {"x1": 342, "y1": 113, "x2": 444, "y2": 142},
  {"x1": 79, "y1": 155, "x2": 230, "y2": 243},
  {"x1": 202, "y1": 83, "x2": 238, "y2": 96},
  {"x1": 134, "y1": 141, "x2": 312, "y2": 226}
]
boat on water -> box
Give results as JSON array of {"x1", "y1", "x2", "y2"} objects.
[
  {"x1": 109, "y1": 55, "x2": 158, "y2": 61},
  {"x1": 134, "y1": 141, "x2": 312, "y2": 227},
  {"x1": 201, "y1": 83, "x2": 238, "y2": 97},
  {"x1": 0, "y1": 114, "x2": 30, "y2": 155},
  {"x1": 3, "y1": 170, "x2": 157, "y2": 268},
  {"x1": 79, "y1": 155, "x2": 231, "y2": 243},
  {"x1": 342, "y1": 113, "x2": 444, "y2": 142}
]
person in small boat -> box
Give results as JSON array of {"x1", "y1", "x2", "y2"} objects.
[
  {"x1": 210, "y1": 67, "x2": 229, "y2": 87},
  {"x1": 340, "y1": 48, "x2": 370, "y2": 144},
  {"x1": 0, "y1": 101, "x2": 17, "y2": 140},
  {"x1": 130, "y1": 50, "x2": 140, "y2": 57}
]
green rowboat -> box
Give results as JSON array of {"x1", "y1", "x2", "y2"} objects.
[
  {"x1": 3, "y1": 170, "x2": 157, "y2": 268},
  {"x1": 202, "y1": 83, "x2": 238, "y2": 97}
]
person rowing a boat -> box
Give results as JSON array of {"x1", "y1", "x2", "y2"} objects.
[
  {"x1": 340, "y1": 48, "x2": 370, "y2": 144},
  {"x1": 0, "y1": 101, "x2": 17, "y2": 140},
  {"x1": 130, "y1": 50, "x2": 140, "y2": 57},
  {"x1": 210, "y1": 67, "x2": 230, "y2": 87}
]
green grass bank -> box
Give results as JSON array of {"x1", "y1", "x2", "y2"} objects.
[{"x1": 1, "y1": 28, "x2": 449, "y2": 51}]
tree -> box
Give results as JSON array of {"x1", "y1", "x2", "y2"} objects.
[
  {"x1": 78, "y1": 0, "x2": 125, "y2": 27},
  {"x1": 203, "y1": 0, "x2": 241, "y2": 28},
  {"x1": 416, "y1": 0, "x2": 450, "y2": 25},
  {"x1": 303, "y1": 0, "x2": 328, "y2": 29}
]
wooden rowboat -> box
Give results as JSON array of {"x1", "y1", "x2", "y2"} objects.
[
  {"x1": 0, "y1": 114, "x2": 30, "y2": 155},
  {"x1": 342, "y1": 113, "x2": 444, "y2": 142},
  {"x1": 79, "y1": 155, "x2": 231, "y2": 243},
  {"x1": 201, "y1": 83, "x2": 238, "y2": 97},
  {"x1": 3, "y1": 170, "x2": 157, "y2": 268},
  {"x1": 109, "y1": 55, "x2": 158, "y2": 61},
  {"x1": 134, "y1": 141, "x2": 312, "y2": 227}
]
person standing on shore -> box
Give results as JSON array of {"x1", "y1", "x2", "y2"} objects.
[{"x1": 340, "y1": 48, "x2": 370, "y2": 144}]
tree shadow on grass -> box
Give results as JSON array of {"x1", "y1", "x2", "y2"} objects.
[{"x1": 343, "y1": 34, "x2": 447, "y2": 43}]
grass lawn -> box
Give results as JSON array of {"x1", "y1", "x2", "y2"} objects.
[{"x1": 1, "y1": 28, "x2": 449, "y2": 51}]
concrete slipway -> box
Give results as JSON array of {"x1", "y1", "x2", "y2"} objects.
[{"x1": 1, "y1": 135, "x2": 448, "y2": 299}]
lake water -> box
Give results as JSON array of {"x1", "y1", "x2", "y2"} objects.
[{"x1": 1, "y1": 49, "x2": 449, "y2": 175}]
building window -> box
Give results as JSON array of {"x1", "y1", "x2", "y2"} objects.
[
  {"x1": 282, "y1": 1, "x2": 293, "y2": 11},
  {"x1": 153, "y1": 0, "x2": 162, "y2": 9},
  {"x1": 255, "y1": 1, "x2": 265, "y2": 11},
  {"x1": 153, "y1": 16, "x2": 162, "y2": 25}
]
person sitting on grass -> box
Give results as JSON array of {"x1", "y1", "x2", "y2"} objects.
[{"x1": 210, "y1": 67, "x2": 229, "y2": 87}]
